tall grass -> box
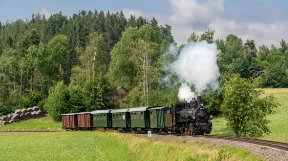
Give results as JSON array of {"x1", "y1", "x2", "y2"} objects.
[{"x1": 0, "y1": 131, "x2": 263, "y2": 161}]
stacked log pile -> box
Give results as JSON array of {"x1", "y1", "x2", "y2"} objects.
[{"x1": 0, "y1": 106, "x2": 45, "y2": 125}]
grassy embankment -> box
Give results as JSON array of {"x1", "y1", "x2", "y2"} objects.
[
  {"x1": 211, "y1": 88, "x2": 288, "y2": 142},
  {"x1": 0, "y1": 131, "x2": 263, "y2": 161},
  {"x1": 0, "y1": 116, "x2": 62, "y2": 131}
]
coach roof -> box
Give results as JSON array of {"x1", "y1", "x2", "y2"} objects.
[
  {"x1": 110, "y1": 108, "x2": 129, "y2": 113},
  {"x1": 128, "y1": 107, "x2": 153, "y2": 112},
  {"x1": 61, "y1": 113, "x2": 77, "y2": 116},
  {"x1": 91, "y1": 110, "x2": 111, "y2": 114},
  {"x1": 148, "y1": 106, "x2": 167, "y2": 110}
]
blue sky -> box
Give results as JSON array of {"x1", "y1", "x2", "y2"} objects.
[{"x1": 1, "y1": 0, "x2": 288, "y2": 46}]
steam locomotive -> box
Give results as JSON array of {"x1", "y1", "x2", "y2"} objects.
[
  {"x1": 171, "y1": 96, "x2": 212, "y2": 135},
  {"x1": 62, "y1": 96, "x2": 212, "y2": 135}
]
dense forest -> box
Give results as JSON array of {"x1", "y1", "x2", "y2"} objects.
[{"x1": 0, "y1": 10, "x2": 287, "y2": 120}]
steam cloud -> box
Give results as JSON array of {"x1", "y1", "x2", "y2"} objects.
[
  {"x1": 178, "y1": 83, "x2": 196, "y2": 102},
  {"x1": 165, "y1": 41, "x2": 220, "y2": 102}
]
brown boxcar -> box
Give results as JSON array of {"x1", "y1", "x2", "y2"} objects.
[
  {"x1": 76, "y1": 112, "x2": 93, "y2": 129},
  {"x1": 61, "y1": 113, "x2": 78, "y2": 129}
]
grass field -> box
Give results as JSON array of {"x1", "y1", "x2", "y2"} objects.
[
  {"x1": 0, "y1": 116, "x2": 62, "y2": 131},
  {"x1": 0, "y1": 88, "x2": 287, "y2": 160},
  {"x1": 0, "y1": 131, "x2": 263, "y2": 161},
  {"x1": 211, "y1": 88, "x2": 288, "y2": 142}
]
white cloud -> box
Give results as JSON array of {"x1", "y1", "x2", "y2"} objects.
[
  {"x1": 164, "y1": 0, "x2": 288, "y2": 47},
  {"x1": 119, "y1": 0, "x2": 288, "y2": 47},
  {"x1": 122, "y1": 8, "x2": 144, "y2": 18},
  {"x1": 39, "y1": 8, "x2": 53, "y2": 19},
  {"x1": 169, "y1": 0, "x2": 224, "y2": 26},
  {"x1": 209, "y1": 18, "x2": 288, "y2": 47},
  {"x1": 167, "y1": 0, "x2": 225, "y2": 44}
]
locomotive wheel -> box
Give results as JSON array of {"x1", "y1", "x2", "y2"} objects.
[{"x1": 189, "y1": 123, "x2": 194, "y2": 135}]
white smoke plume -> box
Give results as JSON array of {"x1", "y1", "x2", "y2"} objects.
[
  {"x1": 178, "y1": 83, "x2": 196, "y2": 102},
  {"x1": 164, "y1": 41, "x2": 220, "y2": 101}
]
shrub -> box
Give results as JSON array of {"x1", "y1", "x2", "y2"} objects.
[
  {"x1": 68, "y1": 85, "x2": 86, "y2": 113},
  {"x1": 44, "y1": 81, "x2": 69, "y2": 121},
  {"x1": 202, "y1": 90, "x2": 222, "y2": 116},
  {"x1": 20, "y1": 91, "x2": 43, "y2": 108},
  {"x1": 221, "y1": 74, "x2": 277, "y2": 137}
]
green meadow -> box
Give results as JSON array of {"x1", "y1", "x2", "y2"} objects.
[{"x1": 0, "y1": 131, "x2": 263, "y2": 161}]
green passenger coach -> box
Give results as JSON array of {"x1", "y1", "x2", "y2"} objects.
[
  {"x1": 110, "y1": 108, "x2": 130, "y2": 129},
  {"x1": 91, "y1": 110, "x2": 112, "y2": 128},
  {"x1": 148, "y1": 107, "x2": 172, "y2": 130},
  {"x1": 129, "y1": 107, "x2": 151, "y2": 130}
]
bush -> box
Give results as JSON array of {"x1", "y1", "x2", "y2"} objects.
[
  {"x1": 84, "y1": 73, "x2": 112, "y2": 111},
  {"x1": 0, "y1": 104, "x2": 12, "y2": 115},
  {"x1": 68, "y1": 85, "x2": 86, "y2": 113},
  {"x1": 19, "y1": 91, "x2": 43, "y2": 108},
  {"x1": 202, "y1": 90, "x2": 222, "y2": 116},
  {"x1": 221, "y1": 74, "x2": 277, "y2": 137},
  {"x1": 44, "y1": 82, "x2": 69, "y2": 121}
]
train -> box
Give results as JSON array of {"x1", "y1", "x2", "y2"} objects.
[{"x1": 61, "y1": 96, "x2": 212, "y2": 135}]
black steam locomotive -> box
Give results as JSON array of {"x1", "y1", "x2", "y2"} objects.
[
  {"x1": 62, "y1": 96, "x2": 212, "y2": 135},
  {"x1": 171, "y1": 96, "x2": 212, "y2": 135}
]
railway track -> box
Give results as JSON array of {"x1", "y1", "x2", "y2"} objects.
[{"x1": 201, "y1": 135, "x2": 288, "y2": 151}]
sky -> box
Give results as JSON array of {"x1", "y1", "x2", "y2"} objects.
[{"x1": 1, "y1": 0, "x2": 288, "y2": 47}]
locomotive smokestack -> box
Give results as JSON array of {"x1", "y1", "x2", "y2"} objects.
[{"x1": 197, "y1": 96, "x2": 201, "y2": 108}]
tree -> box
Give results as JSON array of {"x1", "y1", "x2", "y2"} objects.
[
  {"x1": 20, "y1": 91, "x2": 42, "y2": 108},
  {"x1": 221, "y1": 75, "x2": 277, "y2": 137},
  {"x1": 47, "y1": 13, "x2": 67, "y2": 37},
  {"x1": 202, "y1": 90, "x2": 222, "y2": 115},
  {"x1": 68, "y1": 85, "x2": 86, "y2": 113},
  {"x1": 84, "y1": 73, "x2": 111, "y2": 111},
  {"x1": 187, "y1": 31, "x2": 214, "y2": 43},
  {"x1": 199, "y1": 30, "x2": 215, "y2": 43},
  {"x1": 30, "y1": 29, "x2": 40, "y2": 46},
  {"x1": 44, "y1": 81, "x2": 69, "y2": 121},
  {"x1": 0, "y1": 48, "x2": 21, "y2": 113},
  {"x1": 108, "y1": 24, "x2": 169, "y2": 107},
  {"x1": 255, "y1": 44, "x2": 288, "y2": 87},
  {"x1": 130, "y1": 39, "x2": 160, "y2": 106},
  {"x1": 188, "y1": 32, "x2": 198, "y2": 42},
  {"x1": 108, "y1": 26, "x2": 139, "y2": 90},
  {"x1": 80, "y1": 32, "x2": 110, "y2": 75},
  {"x1": 217, "y1": 35, "x2": 258, "y2": 79},
  {"x1": 47, "y1": 34, "x2": 71, "y2": 84},
  {"x1": 24, "y1": 45, "x2": 38, "y2": 91}
]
